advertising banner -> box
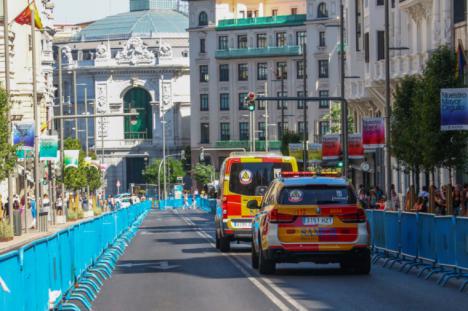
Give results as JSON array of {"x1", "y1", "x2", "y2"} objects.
[
  {"x1": 362, "y1": 117, "x2": 385, "y2": 148},
  {"x1": 348, "y1": 133, "x2": 364, "y2": 159},
  {"x1": 440, "y1": 88, "x2": 468, "y2": 131},
  {"x1": 307, "y1": 143, "x2": 322, "y2": 163},
  {"x1": 39, "y1": 135, "x2": 58, "y2": 161},
  {"x1": 322, "y1": 135, "x2": 341, "y2": 160},
  {"x1": 64, "y1": 150, "x2": 80, "y2": 168},
  {"x1": 288, "y1": 143, "x2": 303, "y2": 161},
  {"x1": 12, "y1": 121, "x2": 35, "y2": 149}
]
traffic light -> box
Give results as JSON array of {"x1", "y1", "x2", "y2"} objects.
[
  {"x1": 337, "y1": 161, "x2": 344, "y2": 168},
  {"x1": 248, "y1": 102, "x2": 255, "y2": 111}
]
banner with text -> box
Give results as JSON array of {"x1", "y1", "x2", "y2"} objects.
[
  {"x1": 64, "y1": 150, "x2": 79, "y2": 168},
  {"x1": 322, "y1": 135, "x2": 341, "y2": 160},
  {"x1": 39, "y1": 135, "x2": 58, "y2": 161},
  {"x1": 440, "y1": 88, "x2": 468, "y2": 131},
  {"x1": 307, "y1": 143, "x2": 322, "y2": 163},
  {"x1": 348, "y1": 133, "x2": 364, "y2": 159},
  {"x1": 362, "y1": 117, "x2": 385, "y2": 148},
  {"x1": 12, "y1": 121, "x2": 35, "y2": 148}
]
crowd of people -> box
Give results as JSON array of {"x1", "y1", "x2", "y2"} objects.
[{"x1": 356, "y1": 183, "x2": 468, "y2": 216}]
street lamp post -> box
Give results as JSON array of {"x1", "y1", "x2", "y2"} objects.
[
  {"x1": 384, "y1": 0, "x2": 393, "y2": 207},
  {"x1": 339, "y1": 0, "x2": 349, "y2": 179}
]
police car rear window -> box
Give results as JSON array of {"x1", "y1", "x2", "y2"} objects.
[{"x1": 279, "y1": 185, "x2": 356, "y2": 205}]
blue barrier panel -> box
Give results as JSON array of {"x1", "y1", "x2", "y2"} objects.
[
  {"x1": 373, "y1": 211, "x2": 386, "y2": 249},
  {"x1": 0, "y1": 252, "x2": 22, "y2": 309},
  {"x1": 400, "y1": 212, "x2": 418, "y2": 257},
  {"x1": 365, "y1": 210, "x2": 374, "y2": 247},
  {"x1": 58, "y1": 230, "x2": 74, "y2": 294},
  {"x1": 418, "y1": 213, "x2": 436, "y2": 261},
  {"x1": 434, "y1": 216, "x2": 457, "y2": 266},
  {"x1": 34, "y1": 239, "x2": 51, "y2": 310},
  {"x1": 383, "y1": 212, "x2": 400, "y2": 252},
  {"x1": 455, "y1": 217, "x2": 468, "y2": 269}
]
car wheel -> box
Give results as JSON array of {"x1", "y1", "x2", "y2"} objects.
[
  {"x1": 251, "y1": 240, "x2": 259, "y2": 269},
  {"x1": 219, "y1": 235, "x2": 231, "y2": 252},
  {"x1": 215, "y1": 230, "x2": 220, "y2": 249},
  {"x1": 354, "y1": 254, "x2": 371, "y2": 275},
  {"x1": 258, "y1": 248, "x2": 275, "y2": 275}
]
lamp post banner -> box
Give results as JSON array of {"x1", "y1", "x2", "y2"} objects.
[
  {"x1": 39, "y1": 135, "x2": 58, "y2": 161},
  {"x1": 348, "y1": 133, "x2": 364, "y2": 159},
  {"x1": 362, "y1": 117, "x2": 385, "y2": 148},
  {"x1": 12, "y1": 121, "x2": 35, "y2": 148},
  {"x1": 64, "y1": 150, "x2": 80, "y2": 168},
  {"x1": 322, "y1": 135, "x2": 341, "y2": 160},
  {"x1": 307, "y1": 143, "x2": 322, "y2": 163},
  {"x1": 288, "y1": 143, "x2": 303, "y2": 162},
  {"x1": 440, "y1": 88, "x2": 468, "y2": 131}
]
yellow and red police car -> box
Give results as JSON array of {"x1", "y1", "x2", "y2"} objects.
[{"x1": 250, "y1": 172, "x2": 371, "y2": 274}]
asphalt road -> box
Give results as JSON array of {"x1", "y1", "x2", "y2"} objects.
[{"x1": 93, "y1": 209, "x2": 468, "y2": 311}]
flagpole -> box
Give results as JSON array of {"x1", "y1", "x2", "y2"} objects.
[
  {"x1": 3, "y1": 0, "x2": 14, "y2": 228},
  {"x1": 30, "y1": 5, "x2": 42, "y2": 231}
]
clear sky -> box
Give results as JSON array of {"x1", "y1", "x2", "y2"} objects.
[{"x1": 53, "y1": 0, "x2": 128, "y2": 24}]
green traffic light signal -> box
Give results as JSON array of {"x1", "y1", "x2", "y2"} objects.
[
  {"x1": 248, "y1": 102, "x2": 255, "y2": 111},
  {"x1": 337, "y1": 161, "x2": 344, "y2": 168}
]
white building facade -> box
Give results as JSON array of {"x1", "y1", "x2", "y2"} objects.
[
  {"x1": 188, "y1": 0, "x2": 341, "y2": 169},
  {"x1": 53, "y1": 0, "x2": 191, "y2": 194}
]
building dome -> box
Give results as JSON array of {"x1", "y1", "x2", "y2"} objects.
[{"x1": 75, "y1": 8, "x2": 188, "y2": 42}]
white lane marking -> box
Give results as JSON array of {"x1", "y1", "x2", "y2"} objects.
[
  {"x1": 117, "y1": 262, "x2": 179, "y2": 270},
  {"x1": 175, "y1": 210, "x2": 307, "y2": 311}
]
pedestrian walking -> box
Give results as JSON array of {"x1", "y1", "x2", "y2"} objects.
[
  {"x1": 29, "y1": 195, "x2": 37, "y2": 229},
  {"x1": 56, "y1": 196, "x2": 63, "y2": 216},
  {"x1": 183, "y1": 191, "x2": 190, "y2": 209},
  {"x1": 42, "y1": 194, "x2": 51, "y2": 222}
]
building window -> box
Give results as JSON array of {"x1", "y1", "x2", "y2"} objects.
[
  {"x1": 238, "y1": 35, "x2": 248, "y2": 48},
  {"x1": 258, "y1": 122, "x2": 266, "y2": 140},
  {"x1": 272, "y1": 9, "x2": 278, "y2": 16},
  {"x1": 296, "y1": 60, "x2": 305, "y2": 79},
  {"x1": 377, "y1": 30, "x2": 385, "y2": 60},
  {"x1": 277, "y1": 91, "x2": 288, "y2": 109},
  {"x1": 276, "y1": 62, "x2": 287, "y2": 79},
  {"x1": 239, "y1": 92, "x2": 248, "y2": 110},
  {"x1": 355, "y1": 0, "x2": 363, "y2": 51},
  {"x1": 319, "y1": 90, "x2": 329, "y2": 108},
  {"x1": 247, "y1": 10, "x2": 253, "y2": 18},
  {"x1": 239, "y1": 10, "x2": 245, "y2": 18},
  {"x1": 220, "y1": 123, "x2": 230, "y2": 141},
  {"x1": 238, "y1": 63, "x2": 249, "y2": 81},
  {"x1": 319, "y1": 31, "x2": 326, "y2": 47},
  {"x1": 200, "y1": 94, "x2": 209, "y2": 111},
  {"x1": 257, "y1": 99, "x2": 266, "y2": 110},
  {"x1": 200, "y1": 39, "x2": 206, "y2": 53},
  {"x1": 454, "y1": 0, "x2": 467, "y2": 24},
  {"x1": 364, "y1": 32, "x2": 369, "y2": 63},
  {"x1": 220, "y1": 93, "x2": 230, "y2": 111},
  {"x1": 276, "y1": 32, "x2": 286, "y2": 47},
  {"x1": 376, "y1": 0, "x2": 384, "y2": 6},
  {"x1": 298, "y1": 121, "x2": 307, "y2": 135},
  {"x1": 296, "y1": 31, "x2": 306, "y2": 46},
  {"x1": 199, "y1": 11, "x2": 208, "y2": 26},
  {"x1": 200, "y1": 123, "x2": 209, "y2": 143},
  {"x1": 219, "y1": 64, "x2": 229, "y2": 81},
  {"x1": 318, "y1": 60, "x2": 328, "y2": 78},
  {"x1": 317, "y1": 3, "x2": 328, "y2": 18},
  {"x1": 319, "y1": 121, "x2": 329, "y2": 136},
  {"x1": 239, "y1": 122, "x2": 249, "y2": 140},
  {"x1": 297, "y1": 91, "x2": 306, "y2": 109},
  {"x1": 200, "y1": 65, "x2": 209, "y2": 82},
  {"x1": 218, "y1": 36, "x2": 228, "y2": 50},
  {"x1": 257, "y1": 63, "x2": 268, "y2": 80},
  {"x1": 278, "y1": 122, "x2": 289, "y2": 138},
  {"x1": 291, "y1": 8, "x2": 298, "y2": 15},
  {"x1": 257, "y1": 33, "x2": 267, "y2": 48}
]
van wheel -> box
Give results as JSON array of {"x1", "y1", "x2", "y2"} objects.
[
  {"x1": 219, "y1": 235, "x2": 231, "y2": 252},
  {"x1": 215, "y1": 230, "x2": 220, "y2": 249},
  {"x1": 341, "y1": 256, "x2": 371, "y2": 275},
  {"x1": 258, "y1": 249, "x2": 276, "y2": 275},
  {"x1": 251, "y1": 241, "x2": 259, "y2": 269}
]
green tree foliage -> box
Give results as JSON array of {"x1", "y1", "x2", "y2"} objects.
[
  {"x1": 193, "y1": 163, "x2": 214, "y2": 187},
  {"x1": 63, "y1": 138, "x2": 102, "y2": 191},
  {"x1": 280, "y1": 130, "x2": 302, "y2": 155},
  {"x1": 0, "y1": 88, "x2": 17, "y2": 181},
  {"x1": 143, "y1": 158, "x2": 185, "y2": 184},
  {"x1": 321, "y1": 102, "x2": 355, "y2": 134}
]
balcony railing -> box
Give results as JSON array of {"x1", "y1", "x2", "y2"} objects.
[
  {"x1": 217, "y1": 14, "x2": 306, "y2": 30},
  {"x1": 215, "y1": 140, "x2": 281, "y2": 151},
  {"x1": 215, "y1": 45, "x2": 302, "y2": 59}
]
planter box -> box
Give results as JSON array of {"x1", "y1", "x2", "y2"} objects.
[{"x1": 0, "y1": 237, "x2": 14, "y2": 242}]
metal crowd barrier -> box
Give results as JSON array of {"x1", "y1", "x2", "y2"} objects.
[
  {"x1": 0, "y1": 201, "x2": 151, "y2": 311},
  {"x1": 158, "y1": 196, "x2": 216, "y2": 214},
  {"x1": 366, "y1": 210, "x2": 468, "y2": 291}
]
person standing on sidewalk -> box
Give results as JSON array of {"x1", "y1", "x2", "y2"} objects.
[
  {"x1": 56, "y1": 195, "x2": 63, "y2": 216},
  {"x1": 42, "y1": 194, "x2": 51, "y2": 222},
  {"x1": 29, "y1": 194, "x2": 37, "y2": 229}
]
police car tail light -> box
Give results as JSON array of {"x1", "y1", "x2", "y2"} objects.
[
  {"x1": 269, "y1": 209, "x2": 296, "y2": 223},
  {"x1": 338, "y1": 208, "x2": 366, "y2": 223},
  {"x1": 222, "y1": 200, "x2": 228, "y2": 219}
]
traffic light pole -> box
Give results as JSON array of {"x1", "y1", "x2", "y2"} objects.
[{"x1": 302, "y1": 43, "x2": 308, "y2": 171}]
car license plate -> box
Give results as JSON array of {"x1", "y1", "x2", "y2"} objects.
[
  {"x1": 232, "y1": 222, "x2": 252, "y2": 229},
  {"x1": 303, "y1": 217, "x2": 333, "y2": 226}
]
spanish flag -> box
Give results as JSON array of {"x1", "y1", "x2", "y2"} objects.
[{"x1": 14, "y1": 1, "x2": 43, "y2": 30}]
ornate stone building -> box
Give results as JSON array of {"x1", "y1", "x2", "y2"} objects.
[{"x1": 53, "y1": 0, "x2": 190, "y2": 194}]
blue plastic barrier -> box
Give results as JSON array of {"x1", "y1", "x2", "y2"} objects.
[
  {"x1": 400, "y1": 212, "x2": 418, "y2": 257},
  {"x1": 373, "y1": 211, "x2": 386, "y2": 250},
  {"x1": 365, "y1": 210, "x2": 374, "y2": 248},
  {"x1": 434, "y1": 216, "x2": 457, "y2": 267},
  {"x1": 384, "y1": 212, "x2": 400, "y2": 253},
  {"x1": 455, "y1": 217, "x2": 468, "y2": 269},
  {"x1": 0, "y1": 201, "x2": 151, "y2": 311},
  {"x1": 417, "y1": 213, "x2": 436, "y2": 261}
]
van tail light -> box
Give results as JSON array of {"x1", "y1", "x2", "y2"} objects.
[
  {"x1": 269, "y1": 209, "x2": 296, "y2": 224},
  {"x1": 338, "y1": 209, "x2": 366, "y2": 223}
]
